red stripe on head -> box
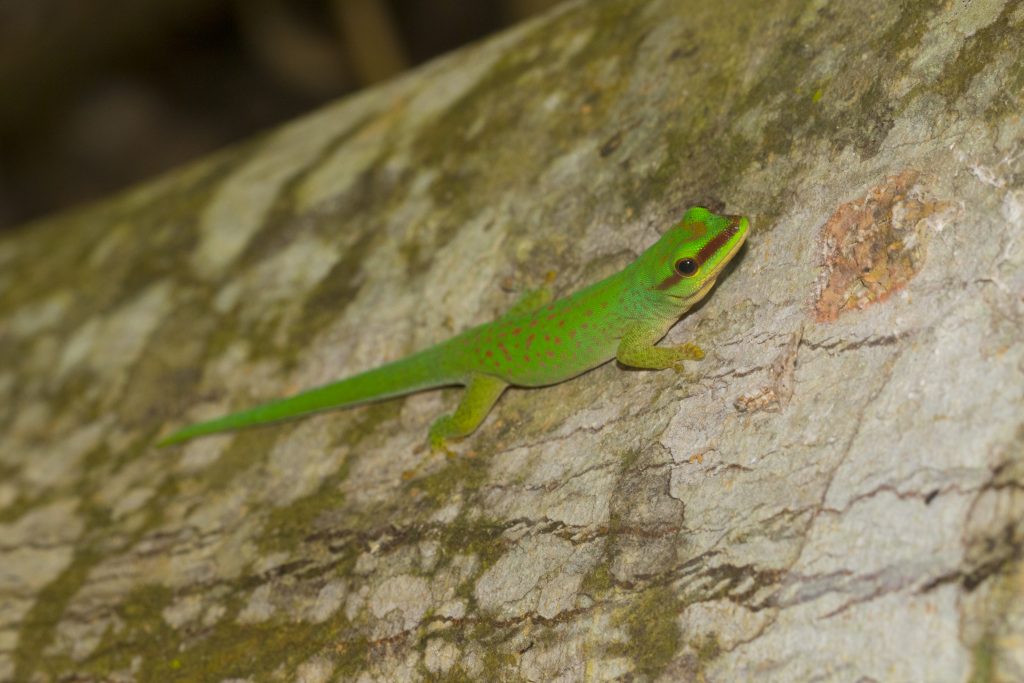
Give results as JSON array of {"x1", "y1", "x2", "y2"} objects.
[{"x1": 695, "y1": 220, "x2": 740, "y2": 266}]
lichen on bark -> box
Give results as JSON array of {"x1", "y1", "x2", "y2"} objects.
[{"x1": 2, "y1": 0, "x2": 1023, "y2": 681}]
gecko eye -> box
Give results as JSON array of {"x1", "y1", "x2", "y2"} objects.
[{"x1": 674, "y1": 258, "x2": 698, "y2": 276}]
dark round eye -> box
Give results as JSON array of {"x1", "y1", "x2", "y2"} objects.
[{"x1": 674, "y1": 258, "x2": 698, "y2": 276}]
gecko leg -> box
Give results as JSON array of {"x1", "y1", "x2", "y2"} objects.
[
  {"x1": 428, "y1": 374, "x2": 509, "y2": 454},
  {"x1": 616, "y1": 326, "x2": 705, "y2": 373}
]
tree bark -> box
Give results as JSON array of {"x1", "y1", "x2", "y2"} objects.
[{"x1": 2, "y1": 0, "x2": 1023, "y2": 681}]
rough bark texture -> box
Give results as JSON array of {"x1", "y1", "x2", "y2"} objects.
[{"x1": 2, "y1": 0, "x2": 1024, "y2": 681}]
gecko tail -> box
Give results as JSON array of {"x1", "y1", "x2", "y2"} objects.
[
  {"x1": 155, "y1": 382, "x2": 367, "y2": 446},
  {"x1": 156, "y1": 344, "x2": 463, "y2": 447}
]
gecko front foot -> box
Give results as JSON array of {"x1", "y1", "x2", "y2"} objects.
[
  {"x1": 674, "y1": 342, "x2": 705, "y2": 361},
  {"x1": 428, "y1": 431, "x2": 458, "y2": 459},
  {"x1": 402, "y1": 435, "x2": 453, "y2": 480},
  {"x1": 670, "y1": 343, "x2": 705, "y2": 378},
  {"x1": 617, "y1": 330, "x2": 707, "y2": 373}
]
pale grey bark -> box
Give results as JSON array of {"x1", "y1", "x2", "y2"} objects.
[{"x1": 2, "y1": 0, "x2": 1023, "y2": 681}]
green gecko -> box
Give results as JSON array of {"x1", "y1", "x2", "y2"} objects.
[{"x1": 158, "y1": 207, "x2": 749, "y2": 451}]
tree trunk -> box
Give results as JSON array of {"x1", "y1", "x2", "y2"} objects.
[{"x1": 2, "y1": 0, "x2": 1023, "y2": 681}]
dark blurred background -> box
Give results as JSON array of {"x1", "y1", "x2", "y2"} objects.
[{"x1": 0, "y1": 0, "x2": 565, "y2": 231}]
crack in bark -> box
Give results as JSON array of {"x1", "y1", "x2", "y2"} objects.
[
  {"x1": 800, "y1": 330, "x2": 909, "y2": 353},
  {"x1": 732, "y1": 346, "x2": 909, "y2": 627},
  {"x1": 818, "y1": 480, "x2": 984, "y2": 517}
]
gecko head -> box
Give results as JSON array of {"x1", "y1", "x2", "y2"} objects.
[{"x1": 643, "y1": 206, "x2": 749, "y2": 306}]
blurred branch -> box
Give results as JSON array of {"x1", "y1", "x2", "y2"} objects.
[
  {"x1": 501, "y1": 0, "x2": 564, "y2": 19},
  {"x1": 0, "y1": 0, "x2": 565, "y2": 230},
  {"x1": 235, "y1": 0, "x2": 354, "y2": 96},
  {"x1": 333, "y1": 0, "x2": 409, "y2": 85}
]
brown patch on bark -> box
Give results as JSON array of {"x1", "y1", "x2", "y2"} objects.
[
  {"x1": 814, "y1": 170, "x2": 955, "y2": 322},
  {"x1": 735, "y1": 326, "x2": 803, "y2": 414}
]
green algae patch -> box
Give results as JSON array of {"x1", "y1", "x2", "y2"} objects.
[
  {"x1": 613, "y1": 585, "x2": 682, "y2": 680},
  {"x1": 406, "y1": 442, "x2": 491, "y2": 509},
  {"x1": 184, "y1": 427, "x2": 279, "y2": 494},
  {"x1": 482, "y1": 644, "x2": 525, "y2": 682},
  {"x1": 337, "y1": 399, "x2": 406, "y2": 452},
  {"x1": 0, "y1": 487, "x2": 41, "y2": 524},
  {"x1": 430, "y1": 665, "x2": 476, "y2": 683},
  {"x1": 968, "y1": 630, "x2": 996, "y2": 683},
  {"x1": 77, "y1": 580, "x2": 365, "y2": 683},
  {"x1": 257, "y1": 453, "x2": 353, "y2": 557},
  {"x1": 122, "y1": 300, "x2": 218, "y2": 428},
  {"x1": 155, "y1": 619, "x2": 358, "y2": 683},
  {"x1": 695, "y1": 631, "x2": 722, "y2": 664},
  {"x1": 258, "y1": 483, "x2": 349, "y2": 556},
  {"x1": 408, "y1": 2, "x2": 659, "y2": 250},
  {"x1": 95, "y1": 584, "x2": 180, "y2": 679},
  {"x1": 405, "y1": 453, "x2": 511, "y2": 600},
  {"x1": 438, "y1": 514, "x2": 510, "y2": 580},
  {"x1": 300, "y1": 229, "x2": 379, "y2": 334},
  {"x1": 933, "y1": 0, "x2": 1024, "y2": 120},
  {"x1": 13, "y1": 548, "x2": 105, "y2": 680},
  {"x1": 580, "y1": 562, "x2": 615, "y2": 598}
]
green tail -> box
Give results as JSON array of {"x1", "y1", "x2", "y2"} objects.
[{"x1": 157, "y1": 343, "x2": 463, "y2": 446}]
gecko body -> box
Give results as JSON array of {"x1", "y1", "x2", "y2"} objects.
[{"x1": 159, "y1": 207, "x2": 748, "y2": 449}]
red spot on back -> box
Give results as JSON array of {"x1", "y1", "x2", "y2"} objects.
[
  {"x1": 554, "y1": 337, "x2": 561, "y2": 344},
  {"x1": 558, "y1": 319, "x2": 565, "y2": 327},
  {"x1": 586, "y1": 309, "x2": 593, "y2": 316},
  {"x1": 486, "y1": 350, "x2": 494, "y2": 358},
  {"x1": 547, "y1": 314, "x2": 556, "y2": 320},
  {"x1": 569, "y1": 329, "x2": 577, "y2": 338},
  {"x1": 544, "y1": 335, "x2": 550, "y2": 341},
  {"x1": 513, "y1": 327, "x2": 521, "y2": 334},
  {"x1": 581, "y1": 323, "x2": 589, "y2": 330},
  {"x1": 524, "y1": 355, "x2": 530, "y2": 362},
  {"x1": 526, "y1": 334, "x2": 535, "y2": 349},
  {"x1": 546, "y1": 350, "x2": 554, "y2": 357}
]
